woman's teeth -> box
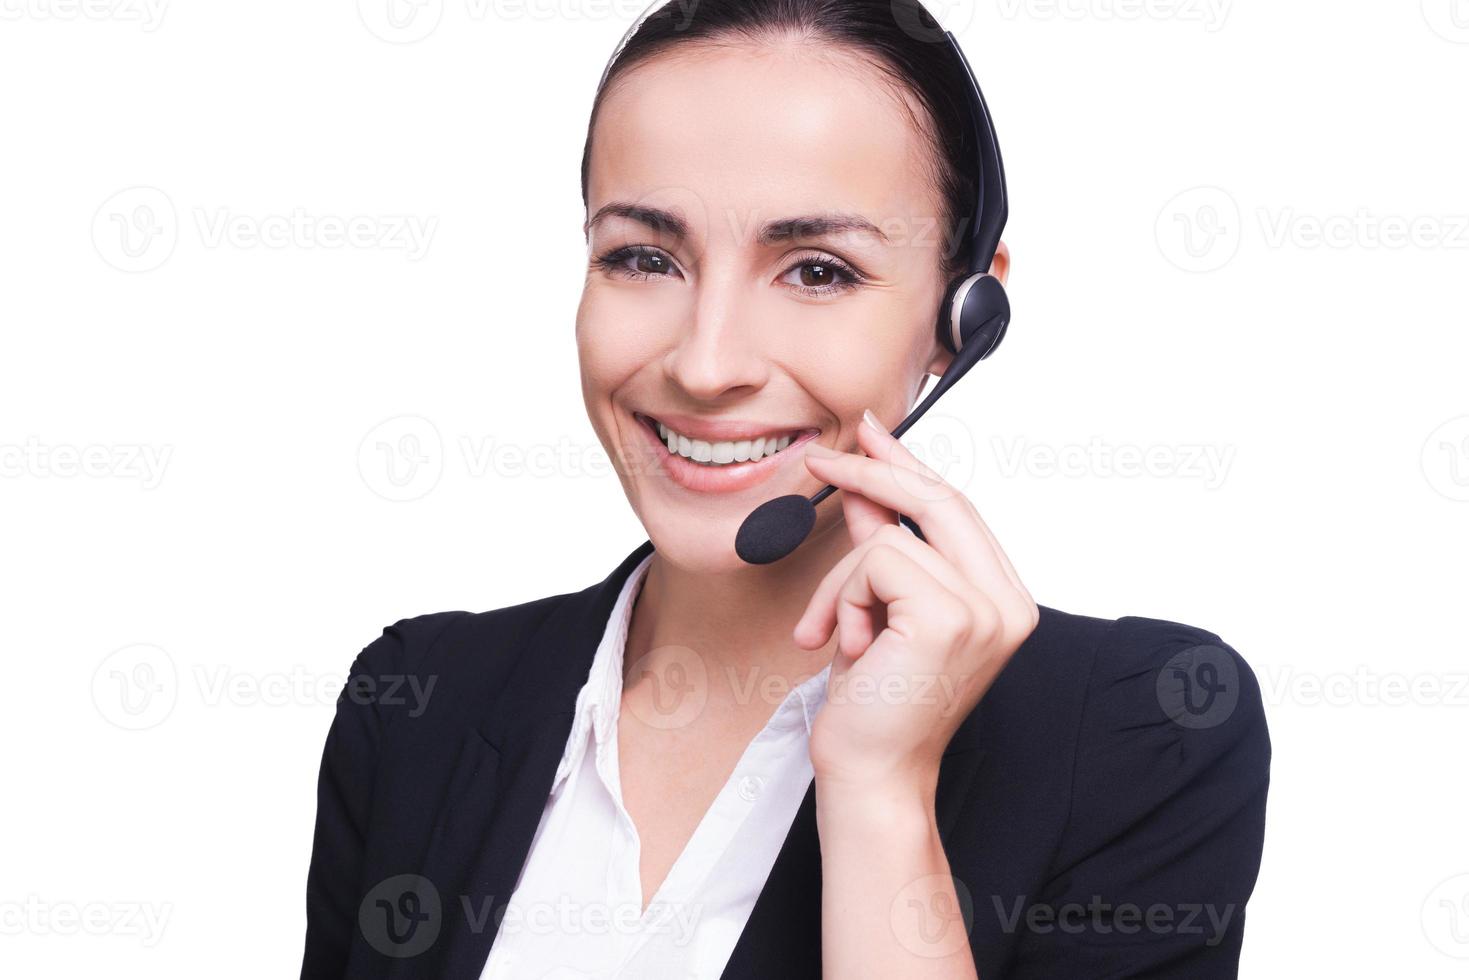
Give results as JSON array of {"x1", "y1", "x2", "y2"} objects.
[{"x1": 655, "y1": 420, "x2": 795, "y2": 466}]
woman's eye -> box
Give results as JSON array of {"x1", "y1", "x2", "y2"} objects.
[
  {"x1": 595, "y1": 246, "x2": 863, "y2": 297},
  {"x1": 779, "y1": 256, "x2": 864, "y2": 297},
  {"x1": 595, "y1": 245, "x2": 681, "y2": 281}
]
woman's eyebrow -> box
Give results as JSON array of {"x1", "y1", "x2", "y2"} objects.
[
  {"x1": 757, "y1": 214, "x2": 890, "y2": 247},
  {"x1": 585, "y1": 203, "x2": 688, "y2": 241},
  {"x1": 584, "y1": 204, "x2": 890, "y2": 248}
]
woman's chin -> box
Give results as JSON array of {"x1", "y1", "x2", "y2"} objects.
[{"x1": 639, "y1": 510, "x2": 746, "y2": 571}]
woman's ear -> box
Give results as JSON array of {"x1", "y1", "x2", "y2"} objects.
[
  {"x1": 989, "y1": 239, "x2": 1011, "y2": 286},
  {"x1": 925, "y1": 340, "x2": 954, "y2": 381},
  {"x1": 923, "y1": 238, "x2": 1012, "y2": 379}
]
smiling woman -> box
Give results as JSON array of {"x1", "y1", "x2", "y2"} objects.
[
  {"x1": 299, "y1": 1, "x2": 1270, "y2": 977},
  {"x1": 576, "y1": 33, "x2": 1001, "y2": 571}
]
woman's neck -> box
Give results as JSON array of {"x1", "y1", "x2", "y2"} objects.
[{"x1": 625, "y1": 519, "x2": 853, "y2": 702}]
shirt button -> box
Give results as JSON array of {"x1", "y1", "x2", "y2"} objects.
[{"x1": 737, "y1": 774, "x2": 765, "y2": 802}]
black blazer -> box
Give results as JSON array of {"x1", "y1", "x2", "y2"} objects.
[{"x1": 300, "y1": 539, "x2": 1270, "y2": 979}]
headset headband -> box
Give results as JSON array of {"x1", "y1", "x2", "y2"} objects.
[
  {"x1": 940, "y1": 29, "x2": 1008, "y2": 274},
  {"x1": 597, "y1": 0, "x2": 665, "y2": 93}
]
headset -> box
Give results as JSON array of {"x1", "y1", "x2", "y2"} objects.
[{"x1": 598, "y1": 4, "x2": 1012, "y2": 565}]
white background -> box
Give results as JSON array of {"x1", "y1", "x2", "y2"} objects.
[{"x1": 2, "y1": 0, "x2": 1467, "y2": 976}]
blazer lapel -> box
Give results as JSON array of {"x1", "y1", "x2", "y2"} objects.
[
  {"x1": 412, "y1": 540, "x2": 656, "y2": 979},
  {"x1": 720, "y1": 779, "x2": 823, "y2": 978}
]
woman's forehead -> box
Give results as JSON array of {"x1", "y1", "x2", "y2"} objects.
[{"x1": 587, "y1": 41, "x2": 942, "y2": 244}]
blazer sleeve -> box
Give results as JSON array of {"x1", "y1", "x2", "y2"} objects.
[
  {"x1": 298, "y1": 613, "x2": 464, "y2": 980},
  {"x1": 1007, "y1": 615, "x2": 1271, "y2": 978}
]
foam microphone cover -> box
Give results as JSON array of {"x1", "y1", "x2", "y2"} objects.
[{"x1": 734, "y1": 494, "x2": 816, "y2": 565}]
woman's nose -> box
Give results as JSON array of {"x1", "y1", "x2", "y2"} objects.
[{"x1": 661, "y1": 280, "x2": 771, "y2": 401}]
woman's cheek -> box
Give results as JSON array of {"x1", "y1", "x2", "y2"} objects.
[
  {"x1": 577, "y1": 298, "x2": 653, "y2": 393},
  {"x1": 811, "y1": 326, "x2": 917, "y2": 435},
  {"x1": 579, "y1": 284, "x2": 682, "y2": 368}
]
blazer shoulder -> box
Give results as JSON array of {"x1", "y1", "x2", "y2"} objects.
[
  {"x1": 355, "y1": 590, "x2": 573, "y2": 676},
  {"x1": 989, "y1": 604, "x2": 1270, "y2": 821},
  {"x1": 1001, "y1": 608, "x2": 1272, "y2": 972},
  {"x1": 1083, "y1": 612, "x2": 1267, "y2": 743},
  {"x1": 1010, "y1": 605, "x2": 1266, "y2": 731},
  {"x1": 340, "y1": 590, "x2": 578, "y2": 724},
  {"x1": 1050, "y1": 607, "x2": 1271, "y2": 866}
]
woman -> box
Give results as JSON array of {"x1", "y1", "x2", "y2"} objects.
[{"x1": 299, "y1": 0, "x2": 1270, "y2": 976}]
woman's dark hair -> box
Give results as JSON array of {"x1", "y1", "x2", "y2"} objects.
[{"x1": 580, "y1": 0, "x2": 983, "y2": 283}]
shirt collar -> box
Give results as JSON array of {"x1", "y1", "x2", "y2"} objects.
[
  {"x1": 762, "y1": 662, "x2": 831, "y2": 735},
  {"x1": 549, "y1": 551, "x2": 834, "y2": 792},
  {"x1": 551, "y1": 550, "x2": 652, "y2": 793}
]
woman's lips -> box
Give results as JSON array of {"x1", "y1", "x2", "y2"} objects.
[{"x1": 631, "y1": 412, "x2": 821, "y2": 494}]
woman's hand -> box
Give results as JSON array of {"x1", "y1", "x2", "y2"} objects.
[{"x1": 795, "y1": 408, "x2": 1039, "y2": 800}]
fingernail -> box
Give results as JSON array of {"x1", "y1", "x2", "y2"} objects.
[
  {"x1": 862, "y1": 408, "x2": 886, "y2": 435},
  {"x1": 804, "y1": 442, "x2": 839, "y2": 458}
]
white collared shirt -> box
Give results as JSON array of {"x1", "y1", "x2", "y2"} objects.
[{"x1": 479, "y1": 552, "x2": 830, "y2": 980}]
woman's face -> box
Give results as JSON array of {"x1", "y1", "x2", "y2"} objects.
[{"x1": 578, "y1": 39, "x2": 971, "y2": 572}]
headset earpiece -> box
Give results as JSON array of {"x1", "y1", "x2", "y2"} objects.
[{"x1": 938, "y1": 271, "x2": 1011, "y2": 357}]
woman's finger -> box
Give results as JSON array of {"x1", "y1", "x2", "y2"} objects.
[
  {"x1": 805, "y1": 440, "x2": 1020, "y2": 616},
  {"x1": 794, "y1": 522, "x2": 977, "y2": 650},
  {"x1": 838, "y1": 464, "x2": 901, "y2": 547},
  {"x1": 857, "y1": 409, "x2": 1031, "y2": 602},
  {"x1": 832, "y1": 543, "x2": 976, "y2": 661}
]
